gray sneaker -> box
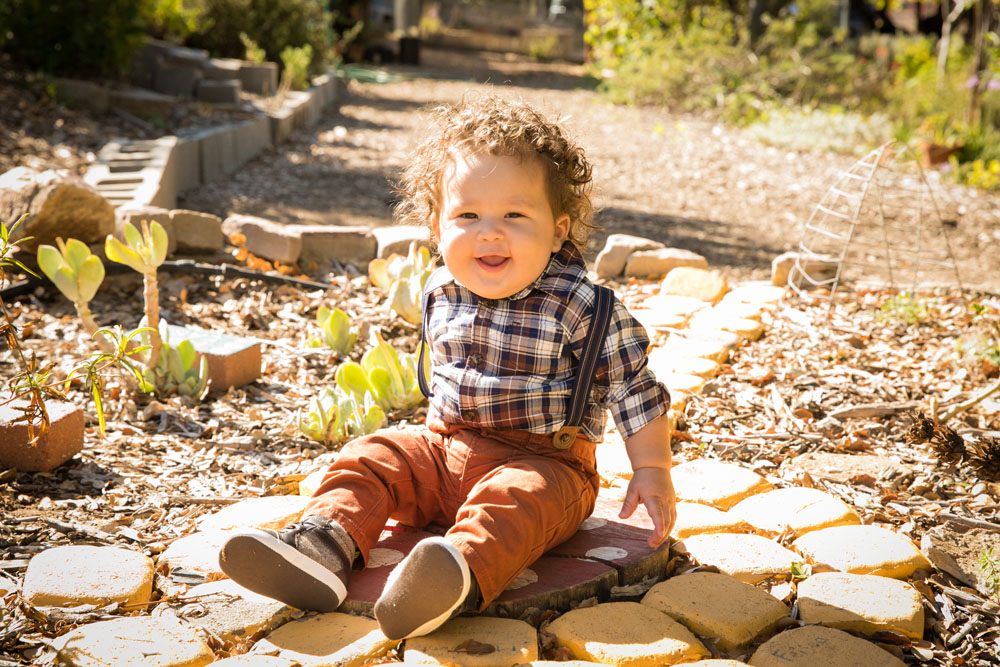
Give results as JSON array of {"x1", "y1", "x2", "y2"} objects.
[
  {"x1": 374, "y1": 536, "x2": 477, "y2": 639},
  {"x1": 218, "y1": 515, "x2": 354, "y2": 612}
]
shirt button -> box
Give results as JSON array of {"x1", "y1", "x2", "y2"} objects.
[
  {"x1": 462, "y1": 409, "x2": 477, "y2": 421},
  {"x1": 480, "y1": 298, "x2": 496, "y2": 309}
]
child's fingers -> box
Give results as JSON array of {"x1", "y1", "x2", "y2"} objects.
[
  {"x1": 643, "y1": 497, "x2": 667, "y2": 548},
  {"x1": 618, "y1": 488, "x2": 638, "y2": 520}
]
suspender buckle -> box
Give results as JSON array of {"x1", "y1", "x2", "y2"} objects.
[{"x1": 552, "y1": 426, "x2": 579, "y2": 449}]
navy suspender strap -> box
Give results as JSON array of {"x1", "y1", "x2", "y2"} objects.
[
  {"x1": 552, "y1": 284, "x2": 615, "y2": 449},
  {"x1": 417, "y1": 270, "x2": 616, "y2": 450},
  {"x1": 417, "y1": 266, "x2": 454, "y2": 399}
]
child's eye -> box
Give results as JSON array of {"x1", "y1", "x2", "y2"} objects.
[
  {"x1": 505, "y1": 212, "x2": 524, "y2": 218},
  {"x1": 458, "y1": 212, "x2": 478, "y2": 220}
]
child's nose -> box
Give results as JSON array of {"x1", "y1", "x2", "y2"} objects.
[{"x1": 476, "y1": 217, "x2": 504, "y2": 241}]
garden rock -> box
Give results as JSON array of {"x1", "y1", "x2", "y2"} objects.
[
  {"x1": 297, "y1": 225, "x2": 377, "y2": 269},
  {"x1": 660, "y1": 267, "x2": 729, "y2": 304},
  {"x1": 641, "y1": 571, "x2": 789, "y2": 650},
  {"x1": 210, "y1": 657, "x2": 299, "y2": 666},
  {"x1": 403, "y1": 617, "x2": 538, "y2": 666},
  {"x1": 674, "y1": 534, "x2": 801, "y2": 583},
  {"x1": 222, "y1": 214, "x2": 302, "y2": 265},
  {"x1": 109, "y1": 87, "x2": 177, "y2": 120},
  {"x1": 796, "y1": 572, "x2": 924, "y2": 639},
  {"x1": 593, "y1": 234, "x2": 665, "y2": 279},
  {"x1": 670, "y1": 459, "x2": 773, "y2": 510},
  {"x1": 771, "y1": 251, "x2": 839, "y2": 288},
  {"x1": 782, "y1": 452, "x2": 912, "y2": 485},
  {"x1": 249, "y1": 612, "x2": 397, "y2": 666},
  {"x1": 22, "y1": 545, "x2": 153, "y2": 608},
  {"x1": 624, "y1": 248, "x2": 708, "y2": 279},
  {"x1": 0, "y1": 167, "x2": 114, "y2": 251},
  {"x1": 54, "y1": 615, "x2": 215, "y2": 667},
  {"x1": 648, "y1": 352, "x2": 720, "y2": 379},
  {"x1": 157, "y1": 529, "x2": 232, "y2": 582},
  {"x1": 170, "y1": 209, "x2": 225, "y2": 253},
  {"x1": 792, "y1": 525, "x2": 933, "y2": 579},
  {"x1": 670, "y1": 502, "x2": 747, "y2": 539},
  {"x1": 748, "y1": 625, "x2": 906, "y2": 667},
  {"x1": 0, "y1": 398, "x2": 84, "y2": 472},
  {"x1": 658, "y1": 330, "x2": 738, "y2": 364},
  {"x1": 372, "y1": 225, "x2": 433, "y2": 259},
  {"x1": 195, "y1": 495, "x2": 309, "y2": 532},
  {"x1": 688, "y1": 311, "x2": 765, "y2": 341},
  {"x1": 729, "y1": 487, "x2": 861, "y2": 538},
  {"x1": 720, "y1": 284, "x2": 785, "y2": 307},
  {"x1": 154, "y1": 578, "x2": 297, "y2": 645},
  {"x1": 546, "y1": 601, "x2": 709, "y2": 666},
  {"x1": 920, "y1": 524, "x2": 1000, "y2": 597}
]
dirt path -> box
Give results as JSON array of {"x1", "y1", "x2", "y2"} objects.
[{"x1": 180, "y1": 46, "x2": 999, "y2": 292}]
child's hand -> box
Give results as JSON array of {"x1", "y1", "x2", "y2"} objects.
[{"x1": 618, "y1": 466, "x2": 677, "y2": 548}]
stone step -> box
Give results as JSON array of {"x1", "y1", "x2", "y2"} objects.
[
  {"x1": 792, "y1": 525, "x2": 933, "y2": 579},
  {"x1": 749, "y1": 625, "x2": 906, "y2": 667},
  {"x1": 796, "y1": 571, "x2": 925, "y2": 639},
  {"x1": 403, "y1": 616, "x2": 539, "y2": 666}
]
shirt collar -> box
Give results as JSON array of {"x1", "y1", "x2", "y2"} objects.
[{"x1": 505, "y1": 241, "x2": 585, "y2": 302}]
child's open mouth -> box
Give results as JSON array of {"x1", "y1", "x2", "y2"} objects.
[{"x1": 476, "y1": 255, "x2": 509, "y2": 270}]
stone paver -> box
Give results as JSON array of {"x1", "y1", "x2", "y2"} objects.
[
  {"x1": 642, "y1": 571, "x2": 789, "y2": 650},
  {"x1": 54, "y1": 615, "x2": 215, "y2": 667},
  {"x1": 657, "y1": 332, "x2": 734, "y2": 364},
  {"x1": 520, "y1": 662, "x2": 606, "y2": 666},
  {"x1": 593, "y1": 234, "x2": 665, "y2": 278},
  {"x1": 249, "y1": 612, "x2": 396, "y2": 666},
  {"x1": 687, "y1": 662, "x2": 752, "y2": 666},
  {"x1": 729, "y1": 487, "x2": 861, "y2": 538},
  {"x1": 671, "y1": 460, "x2": 773, "y2": 510},
  {"x1": 748, "y1": 625, "x2": 906, "y2": 667},
  {"x1": 671, "y1": 502, "x2": 747, "y2": 539},
  {"x1": 22, "y1": 545, "x2": 153, "y2": 608},
  {"x1": 0, "y1": 398, "x2": 84, "y2": 472},
  {"x1": 647, "y1": 351, "x2": 720, "y2": 379},
  {"x1": 796, "y1": 572, "x2": 924, "y2": 639},
  {"x1": 689, "y1": 312, "x2": 765, "y2": 341},
  {"x1": 299, "y1": 468, "x2": 327, "y2": 496},
  {"x1": 196, "y1": 495, "x2": 310, "y2": 532},
  {"x1": 403, "y1": 616, "x2": 538, "y2": 667},
  {"x1": 638, "y1": 294, "x2": 710, "y2": 321},
  {"x1": 157, "y1": 529, "x2": 231, "y2": 582},
  {"x1": 624, "y1": 248, "x2": 708, "y2": 278},
  {"x1": 660, "y1": 267, "x2": 728, "y2": 304},
  {"x1": 792, "y1": 525, "x2": 933, "y2": 579},
  {"x1": 720, "y1": 284, "x2": 786, "y2": 307},
  {"x1": 675, "y1": 534, "x2": 801, "y2": 583},
  {"x1": 546, "y1": 601, "x2": 709, "y2": 666},
  {"x1": 154, "y1": 578, "x2": 296, "y2": 645},
  {"x1": 209, "y1": 657, "x2": 299, "y2": 666}
]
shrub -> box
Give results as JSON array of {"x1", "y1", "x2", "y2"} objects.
[
  {"x1": 184, "y1": 0, "x2": 332, "y2": 74},
  {"x1": 0, "y1": 0, "x2": 147, "y2": 76}
]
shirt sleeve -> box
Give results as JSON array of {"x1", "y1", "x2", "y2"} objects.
[{"x1": 596, "y1": 299, "x2": 671, "y2": 439}]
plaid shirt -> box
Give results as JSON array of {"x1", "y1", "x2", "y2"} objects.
[{"x1": 424, "y1": 242, "x2": 670, "y2": 442}]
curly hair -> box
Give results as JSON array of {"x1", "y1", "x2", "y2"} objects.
[{"x1": 394, "y1": 94, "x2": 598, "y2": 248}]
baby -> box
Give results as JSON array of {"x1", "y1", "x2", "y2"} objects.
[{"x1": 219, "y1": 94, "x2": 676, "y2": 640}]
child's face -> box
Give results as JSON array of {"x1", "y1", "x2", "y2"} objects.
[{"x1": 433, "y1": 151, "x2": 570, "y2": 300}]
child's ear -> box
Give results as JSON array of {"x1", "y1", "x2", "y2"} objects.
[{"x1": 552, "y1": 214, "x2": 570, "y2": 252}]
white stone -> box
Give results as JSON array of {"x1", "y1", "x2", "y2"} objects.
[
  {"x1": 625, "y1": 248, "x2": 708, "y2": 279},
  {"x1": 594, "y1": 234, "x2": 665, "y2": 279},
  {"x1": 730, "y1": 487, "x2": 861, "y2": 538},
  {"x1": 671, "y1": 459, "x2": 773, "y2": 510},
  {"x1": 196, "y1": 495, "x2": 309, "y2": 532},
  {"x1": 54, "y1": 615, "x2": 215, "y2": 666},
  {"x1": 22, "y1": 545, "x2": 154, "y2": 608},
  {"x1": 675, "y1": 533, "x2": 802, "y2": 583}
]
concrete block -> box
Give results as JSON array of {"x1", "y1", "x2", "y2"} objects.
[
  {"x1": 170, "y1": 209, "x2": 224, "y2": 253},
  {"x1": 660, "y1": 267, "x2": 729, "y2": 304},
  {"x1": 233, "y1": 116, "x2": 272, "y2": 167},
  {"x1": 165, "y1": 324, "x2": 262, "y2": 394},
  {"x1": 625, "y1": 248, "x2": 708, "y2": 279},
  {"x1": 203, "y1": 57, "x2": 243, "y2": 80},
  {"x1": 222, "y1": 214, "x2": 301, "y2": 264},
  {"x1": 54, "y1": 616, "x2": 214, "y2": 667},
  {"x1": 731, "y1": 487, "x2": 861, "y2": 538},
  {"x1": 129, "y1": 37, "x2": 173, "y2": 89},
  {"x1": 153, "y1": 59, "x2": 200, "y2": 97},
  {"x1": 197, "y1": 125, "x2": 239, "y2": 183},
  {"x1": 239, "y1": 62, "x2": 278, "y2": 96},
  {"x1": 749, "y1": 625, "x2": 905, "y2": 667},
  {"x1": 297, "y1": 225, "x2": 378, "y2": 268},
  {"x1": 164, "y1": 45, "x2": 209, "y2": 68},
  {"x1": 793, "y1": 525, "x2": 933, "y2": 579},
  {"x1": 405, "y1": 617, "x2": 538, "y2": 666},
  {"x1": 675, "y1": 533, "x2": 802, "y2": 584},
  {"x1": 268, "y1": 106, "x2": 296, "y2": 145},
  {"x1": 23, "y1": 545, "x2": 154, "y2": 608},
  {"x1": 157, "y1": 529, "x2": 230, "y2": 581},
  {"x1": 250, "y1": 613, "x2": 397, "y2": 665},
  {"x1": 196, "y1": 78, "x2": 241, "y2": 104},
  {"x1": 86, "y1": 136, "x2": 180, "y2": 209},
  {"x1": 196, "y1": 495, "x2": 308, "y2": 532},
  {"x1": 172, "y1": 134, "x2": 202, "y2": 194},
  {"x1": 671, "y1": 459, "x2": 773, "y2": 510},
  {"x1": 54, "y1": 79, "x2": 109, "y2": 113},
  {"x1": 671, "y1": 502, "x2": 747, "y2": 539},
  {"x1": 115, "y1": 205, "x2": 176, "y2": 256},
  {"x1": 797, "y1": 572, "x2": 924, "y2": 639},
  {"x1": 0, "y1": 399, "x2": 83, "y2": 472},
  {"x1": 373, "y1": 225, "x2": 433, "y2": 258},
  {"x1": 108, "y1": 87, "x2": 175, "y2": 120}
]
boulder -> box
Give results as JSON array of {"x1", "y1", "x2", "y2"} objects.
[
  {"x1": 0, "y1": 167, "x2": 114, "y2": 251},
  {"x1": 594, "y1": 234, "x2": 665, "y2": 279},
  {"x1": 625, "y1": 248, "x2": 708, "y2": 279}
]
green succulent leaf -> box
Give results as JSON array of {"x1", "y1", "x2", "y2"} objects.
[
  {"x1": 150, "y1": 221, "x2": 169, "y2": 266},
  {"x1": 64, "y1": 238, "x2": 92, "y2": 273},
  {"x1": 335, "y1": 361, "x2": 375, "y2": 403},
  {"x1": 77, "y1": 255, "x2": 105, "y2": 302},
  {"x1": 105, "y1": 235, "x2": 147, "y2": 273}
]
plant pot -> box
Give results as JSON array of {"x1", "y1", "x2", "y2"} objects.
[
  {"x1": 920, "y1": 140, "x2": 960, "y2": 167},
  {"x1": 0, "y1": 399, "x2": 85, "y2": 472}
]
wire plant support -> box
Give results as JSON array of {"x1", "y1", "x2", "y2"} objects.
[{"x1": 787, "y1": 141, "x2": 966, "y2": 310}]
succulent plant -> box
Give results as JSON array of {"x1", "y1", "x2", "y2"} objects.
[
  {"x1": 138, "y1": 321, "x2": 209, "y2": 400},
  {"x1": 37, "y1": 238, "x2": 108, "y2": 345},
  {"x1": 368, "y1": 242, "x2": 434, "y2": 325},
  {"x1": 307, "y1": 305, "x2": 358, "y2": 356},
  {"x1": 335, "y1": 329, "x2": 426, "y2": 412},
  {"x1": 298, "y1": 386, "x2": 386, "y2": 445}
]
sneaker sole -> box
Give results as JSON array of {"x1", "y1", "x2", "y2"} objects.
[
  {"x1": 218, "y1": 529, "x2": 348, "y2": 612},
  {"x1": 375, "y1": 536, "x2": 471, "y2": 639}
]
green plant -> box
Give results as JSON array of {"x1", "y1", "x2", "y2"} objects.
[
  {"x1": 334, "y1": 329, "x2": 426, "y2": 412},
  {"x1": 956, "y1": 301, "x2": 1000, "y2": 376},
  {"x1": 876, "y1": 292, "x2": 930, "y2": 325},
  {"x1": 37, "y1": 238, "x2": 108, "y2": 349},
  {"x1": 137, "y1": 322, "x2": 209, "y2": 401},
  {"x1": 280, "y1": 43, "x2": 313, "y2": 91},
  {"x1": 142, "y1": 0, "x2": 204, "y2": 42},
  {"x1": 239, "y1": 32, "x2": 267, "y2": 63},
  {"x1": 527, "y1": 34, "x2": 559, "y2": 61},
  {"x1": 297, "y1": 386, "x2": 385, "y2": 446},
  {"x1": 790, "y1": 561, "x2": 812, "y2": 580},
  {"x1": 368, "y1": 242, "x2": 435, "y2": 325},
  {"x1": 979, "y1": 547, "x2": 1000, "y2": 603},
  {"x1": 307, "y1": 306, "x2": 358, "y2": 356}
]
